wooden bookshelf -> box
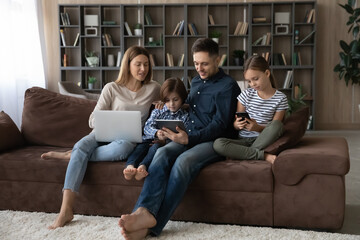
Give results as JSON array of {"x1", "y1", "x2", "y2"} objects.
[{"x1": 59, "y1": 1, "x2": 316, "y2": 127}]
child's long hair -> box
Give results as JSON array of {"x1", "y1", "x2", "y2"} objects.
[
  {"x1": 115, "y1": 46, "x2": 152, "y2": 86},
  {"x1": 243, "y1": 55, "x2": 276, "y2": 88},
  {"x1": 160, "y1": 77, "x2": 188, "y2": 104}
]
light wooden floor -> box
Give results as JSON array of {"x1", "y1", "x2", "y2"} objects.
[{"x1": 305, "y1": 131, "x2": 360, "y2": 235}]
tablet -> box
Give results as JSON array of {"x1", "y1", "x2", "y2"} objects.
[{"x1": 155, "y1": 119, "x2": 186, "y2": 133}]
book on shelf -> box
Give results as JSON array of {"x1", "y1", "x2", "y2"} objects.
[
  {"x1": 260, "y1": 34, "x2": 267, "y2": 45},
  {"x1": 116, "y1": 51, "x2": 122, "y2": 67},
  {"x1": 306, "y1": 9, "x2": 315, "y2": 23},
  {"x1": 104, "y1": 33, "x2": 113, "y2": 46},
  {"x1": 124, "y1": 22, "x2": 133, "y2": 36},
  {"x1": 282, "y1": 70, "x2": 293, "y2": 88},
  {"x1": 233, "y1": 22, "x2": 242, "y2": 35},
  {"x1": 102, "y1": 34, "x2": 107, "y2": 46},
  {"x1": 252, "y1": 16, "x2": 266, "y2": 23},
  {"x1": 144, "y1": 11, "x2": 153, "y2": 25},
  {"x1": 261, "y1": 52, "x2": 270, "y2": 62},
  {"x1": 149, "y1": 54, "x2": 156, "y2": 67},
  {"x1": 188, "y1": 23, "x2": 198, "y2": 36},
  {"x1": 265, "y1": 32, "x2": 271, "y2": 45},
  {"x1": 60, "y1": 12, "x2": 70, "y2": 25},
  {"x1": 60, "y1": 29, "x2": 66, "y2": 46},
  {"x1": 73, "y1": 33, "x2": 80, "y2": 46},
  {"x1": 166, "y1": 53, "x2": 174, "y2": 67},
  {"x1": 252, "y1": 36, "x2": 264, "y2": 45},
  {"x1": 63, "y1": 54, "x2": 68, "y2": 67},
  {"x1": 281, "y1": 53, "x2": 287, "y2": 65},
  {"x1": 208, "y1": 14, "x2": 215, "y2": 25},
  {"x1": 292, "y1": 52, "x2": 302, "y2": 66},
  {"x1": 177, "y1": 20, "x2": 185, "y2": 35},
  {"x1": 273, "y1": 53, "x2": 286, "y2": 65},
  {"x1": 233, "y1": 22, "x2": 249, "y2": 35},
  {"x1": 218, "y1": 54, "x2": 227, "y2": 67},
  {"x1": 298, "y1": 30, "x2": 315, "y2": 44},
  {"x1": 103, "y1": 21, "x2": 116, "y2": 25},
  {"x1": 178, "y1": 54, "x2": 185, "y2": 67}
]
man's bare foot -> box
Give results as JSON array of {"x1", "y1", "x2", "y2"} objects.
[
  {"x1": 121, "y1": 228, "x2": 149, "y2": 240},
  {"x1": 48, "y1": 208, "x2": 74, "y2": 229},
  {"x1": 123, "y1": 165, "x2": 137, "y2": 180},
  {"x1": 135, "y1": 165, "x2": 148, "y2": 181},
  {"x1": 41, "y1": 150, "x2": 72, "y2": 160},
  {"x1": 118, "y1": 207, "x2": 156, "y2": 232},
  {"x1": 265, "y1": 153, "x2": 276, "y2": 164}
]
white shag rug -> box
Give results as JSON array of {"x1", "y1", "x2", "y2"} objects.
[{"x1": 0, "y1": 210, "x2": 359, "y2": 240}]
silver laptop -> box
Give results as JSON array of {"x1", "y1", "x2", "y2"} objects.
[{"x1": 93, "y1": 110, "x2": 142, "y2": 143}]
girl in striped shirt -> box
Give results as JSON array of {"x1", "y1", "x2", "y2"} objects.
[{"x1": 213, "y1": 55, "x2": 288, "y2": 164}]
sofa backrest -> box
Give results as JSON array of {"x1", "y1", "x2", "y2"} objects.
[{"x1": 21, "y1": 87, "x2": 97, "y2": 147}]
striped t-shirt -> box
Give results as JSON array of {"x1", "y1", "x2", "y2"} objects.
[{"x1": 238, "y1": 88, "x2": 288, "y2": 138}]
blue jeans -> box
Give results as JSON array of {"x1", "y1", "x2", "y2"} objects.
[
  {"x1": 133, "y1": 141, "x2": 223, "y2": 236},
  {"x1": 126, "y1": 140, "x2": 162, "y2": 169},
  {"x1": 63, "y1": 132, "x2": 136, "y2": 192}
]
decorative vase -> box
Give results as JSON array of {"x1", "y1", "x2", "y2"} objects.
[
  {"x1": 86, "y1": 57, "x2": 99, "y2": 67},
  {"x1": 134, "y1": 29, "x2": 142, "y2": 36},
  {"x1": 88, "y1": 83, "x2": 94, "y2": 90},
  {"x1": 234, "y1": 58, "x2": 240, "y2": 66},
  {"x1": 107, "y1": 54, "x2": 115, "y2": 67}
]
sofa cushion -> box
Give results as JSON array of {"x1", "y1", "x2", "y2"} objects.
[
  {"x1": 273, "y1": 136, "x2": 350, "y2": 185},
  {"x1": 0, "y1": 111, "x2": 24, "y2": 152},
  {"x1": 21, "y1": 87, "x2": 97, "y2": 147},
  {"x1": 265, "y1": 107, "x2": 309, "y2": 155}
]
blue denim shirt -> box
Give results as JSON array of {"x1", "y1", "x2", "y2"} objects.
[{"x1": 186, "y1": 68, "x2": 241, "y2": 147}]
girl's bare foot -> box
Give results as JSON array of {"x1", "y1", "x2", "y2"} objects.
[
  {"x1": 135, "y1": 165, "x2": 148, "y2": 181},
  {"x1": 123, "y1": 165, "x2": 137, "y2": 180},
  {"x1": 41, "y1": 150, "x2": 72, "y2": 160},
  {"x1": 264, "y1": 153, "x2": 276, "y2": 164},
  {"x1": 121, "y1": 228, "x2": 149, "y2": 240},
  {"x1": 48, "y1": 208, "x2": 74, "y2": 229},
  {"x1": 118, "y1": 207, "x2": 156, "y2": 232}
]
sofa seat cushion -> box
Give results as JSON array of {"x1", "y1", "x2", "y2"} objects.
[
  {"x1": 273, "y1": 137, "x2": 350, "y2": 185},
  {"x1": 191, "y1": 160, "x2": 273, "y2": 193},
  {"x1": 0, "y1": 147, "x2": 273, "y2": 193}
]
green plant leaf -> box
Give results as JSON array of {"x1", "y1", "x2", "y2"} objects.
[
  {"x1": 350, "y1": 39, "x2": 359, "y2": 53},
  {"x1": 353, "y1": 25, "x2": 359, "y2": 38},
  {"x1": 339, "y1": 3, "x2": 354, "y2": 14},
  {"x1": 340, "y1": 40, "x2": 350, "y2": 53}
]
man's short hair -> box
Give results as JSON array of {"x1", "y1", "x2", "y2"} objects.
[{"x1": 191, "y1": 38, "x2": 219, "y2": 57}]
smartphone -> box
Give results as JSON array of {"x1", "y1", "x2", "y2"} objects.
[{"x1": 235, "y1": 112, "x2": 250, "y2": 121}]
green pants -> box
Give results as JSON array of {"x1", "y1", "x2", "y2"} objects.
[{"x1": 213, "y1": 120, "x2": 283, "y2": 160}]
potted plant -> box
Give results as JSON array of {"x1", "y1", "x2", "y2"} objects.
[
  {"x1": 134, "y1": 23, "x2": 142, "y2": 36},
  {"x1": 232, "y1": 49, "x2": 246, "y2": 66},
  {"x1": 85, "y1": 51, "x2": 99, "y2": 67},
  {"x1": 209, "y1": 30, "x2": 222, "y2": 43},
  {"x1": 88, "y1": 76, "x2": 97, "y2": 90},
  {"x1": 334, "y1": 0, "x2": 360, "y2": 87}
]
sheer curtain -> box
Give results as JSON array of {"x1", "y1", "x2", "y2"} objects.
[{"x1": 0, "y1": 0, "x2": 46, "y2": 128}]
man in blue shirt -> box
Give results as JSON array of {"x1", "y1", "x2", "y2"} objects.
[{"x1": 119, "y1": 38, "x2": 241, "y2": 239}]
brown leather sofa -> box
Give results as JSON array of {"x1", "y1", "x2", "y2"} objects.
[{"x1": 0, "y1": 87, "x2": 350, "y2": 230}]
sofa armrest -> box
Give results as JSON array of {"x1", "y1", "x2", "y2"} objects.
[
  {"x1": 273, "y1": 136, "x2": 350, "y2": 186},
  {"x1": 0, "y1": 111, "x2": 24, "y2": 152}
]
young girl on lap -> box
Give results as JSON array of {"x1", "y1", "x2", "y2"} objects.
[
  {"x1": 213, "y1": 55, "x2": 288, "y2": 164},
  {"x1": 123, "y1": 77, "x2": 189, "y2": 181}
]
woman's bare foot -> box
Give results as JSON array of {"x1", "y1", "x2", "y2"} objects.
[
  {"x1": 123, "y1": 165, "x2": 137, "y2": 180},
  {"x1": 264, "y1": 153, "x2": 276, "y2": 164},
  {"x1": 135, "y1": 165, "x2": 148, "y2": 181},
  {"x1": 121, "y1": 228, "x2": 150, "y2": 240},
  {"x1": 41, "y1": 150, "x2": 72, "y2": 160},
  {"x1": 118, "y1": 207, "x2": 156, "y2": 232},
  {"x1": 48, "y1": 207, "x2": 74, "y2": 229}
]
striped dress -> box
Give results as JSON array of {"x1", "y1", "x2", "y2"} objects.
[{"x1": 238, "y1": 88, "x2": 288, "y2": 138}]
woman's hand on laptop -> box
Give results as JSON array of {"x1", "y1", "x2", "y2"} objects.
[{"x1": 162, "y1": 127, "x2": 188, "y2": 145}]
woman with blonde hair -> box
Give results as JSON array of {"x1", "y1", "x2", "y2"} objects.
[{"x1": 47, "y1": 45, "x2": 160, "y2": 229}]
